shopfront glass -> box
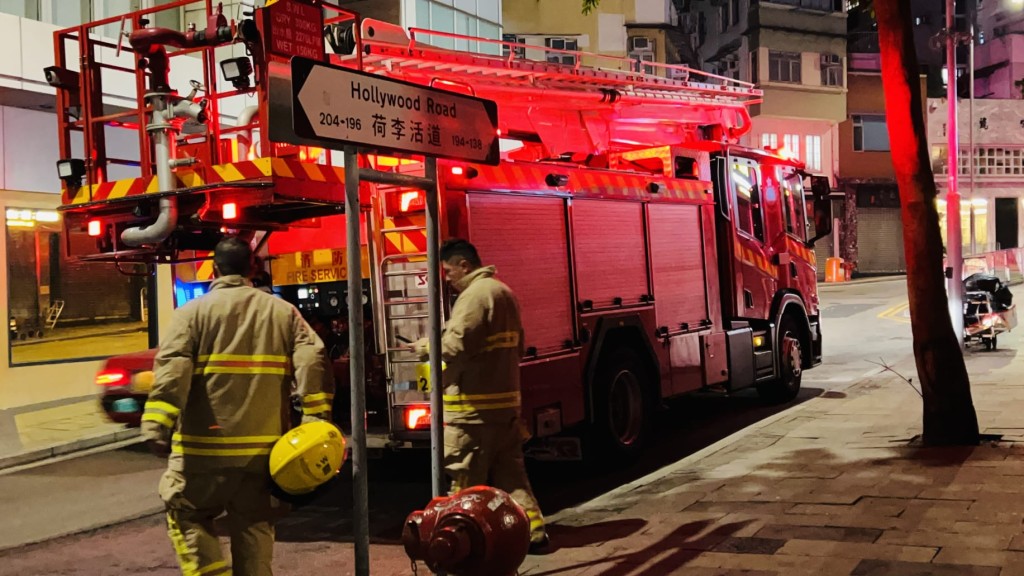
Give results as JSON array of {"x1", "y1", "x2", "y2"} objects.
[
  {"x1": 937, "y1": 198, "x2": 989, "y2": 255},
  {"x1": 6, "y1": 208, "x2": 149, "y2": 365}
]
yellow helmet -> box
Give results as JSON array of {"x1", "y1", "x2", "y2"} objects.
[
  {"x1": 415, "y1": 361, "x2": 446, "y2": 392},
  {"x1": 269, "y1": 420, "x2": 347, "y2": 495}
]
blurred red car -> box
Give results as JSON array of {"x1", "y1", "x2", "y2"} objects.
[{"x1": 96, "y1": 348, "x2": 157, "y2": 427}]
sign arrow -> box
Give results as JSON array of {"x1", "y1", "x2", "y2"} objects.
[{"x1": 292, "y1": 57, "x2": 500, "y2": 165}]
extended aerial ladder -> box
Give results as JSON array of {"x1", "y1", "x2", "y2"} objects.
[{"x1": 49, "y1": 1, "x2": 765, "y2": 268}]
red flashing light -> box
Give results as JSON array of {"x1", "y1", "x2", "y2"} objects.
[
  {"x1": 405, "y1": 407, "x2": 430, "y2": 430},
  {"x1": 87, "y1": 219, "x2": 102, "y2": 237},
  {"x1": 222, "y1": 202, "x2": 238, "y2": 220},
  {"x1": 95, "y1": 368, "x2": 129, "y2": 387},
  {"x1": 400, "y1": 191, "x2": 420, "y2": 212}
]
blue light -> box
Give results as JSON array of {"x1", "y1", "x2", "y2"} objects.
[{"x1": 173, "y1": 280, "x2": 212, "y2": 307}]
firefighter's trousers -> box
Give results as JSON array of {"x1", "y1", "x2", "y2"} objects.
[
  {"x1": 159, "y1": 468, "x2": 283, "y2": 576},
  {"x1": 444, "y1": 418, "x2": 546, "y2": 542}
]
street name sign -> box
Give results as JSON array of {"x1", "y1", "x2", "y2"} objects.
[{"x1": 291, "y1": 57, "x2": 500, "y2": 165}]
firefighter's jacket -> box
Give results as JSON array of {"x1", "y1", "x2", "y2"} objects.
[
  {"x1": 415, "y1": 266, "x2": 524, "y2": 425},
  {"x1": 142, "y1": 275, "x2": 329, "y2": 473}
]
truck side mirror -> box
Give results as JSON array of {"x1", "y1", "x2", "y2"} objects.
[{"x1": 807, "y1": 176, "x2": 833, "y2": 247}]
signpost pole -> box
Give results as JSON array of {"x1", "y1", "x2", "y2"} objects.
[
  {"x1": 423, "y1": 157, "x2": 446, "y2": 499},
  {"x1": 345, "y1": 146, "x2": 370, "y2": 576}
]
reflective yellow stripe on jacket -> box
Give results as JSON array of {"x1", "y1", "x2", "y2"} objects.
[
  {"x1": 443, "y1": 390, "x2": 521, "y2": 412},
  {"x1": 192, "y1": 353, "x2": 291, "y2": 376},
  {"x1": 142, "y1": 400, "x2": 181, "y2": 429},
  {"x1": 484, "y1": 331, "x2": 520, "y2": 352},
  {"x1": 170, "y1": 433, "x2": 280, "y2": 457},
  {"x1": 301, "y1": 392, "x2": 334, "y2": 415}
]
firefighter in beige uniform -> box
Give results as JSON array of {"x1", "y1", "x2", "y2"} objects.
[
  {"x1": 142, "y1": 237, "x2": 330, "y2": 576},
  {"x1": 414, "y1": 239, "x2": 549, "y2": 551}
]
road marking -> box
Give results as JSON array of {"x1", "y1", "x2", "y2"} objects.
[{"x1": 878, "y1": 301, "x2": 911, "y2": 324}]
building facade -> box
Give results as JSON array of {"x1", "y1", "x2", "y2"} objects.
[
  {"x1": 688, "y1": 0, "x2": 847, "y2": 190},
  {"x1": 928, "y1": 98, "x2": 1024, "y2": 255},
  {"x1": 835, "y1": 53, "x2": 928, "y2": 275}
]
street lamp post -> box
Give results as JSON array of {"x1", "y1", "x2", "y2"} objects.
[{"x1": 947, "y1": 0, "x2": 965, "y2": 348}]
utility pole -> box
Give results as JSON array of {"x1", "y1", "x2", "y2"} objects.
[{"x1": 946, "y1": 0, "x2": 965, "y2": 348}]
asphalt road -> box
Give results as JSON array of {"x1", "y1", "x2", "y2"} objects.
[{"x1": 0, "y1": 278, "x2": 919, "y2": 575}]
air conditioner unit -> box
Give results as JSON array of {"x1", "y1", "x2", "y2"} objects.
[{"x1": 630, "y1": 36, "x2": 653, "y2": 52}]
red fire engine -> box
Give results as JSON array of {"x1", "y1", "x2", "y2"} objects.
[{"x1": 53, "y1": 0, "x2": 831, "y2": 457}]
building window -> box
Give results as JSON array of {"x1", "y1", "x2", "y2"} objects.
[
  {"x1": 821, "y1": 53, "x2": 843, "y2": 86},
  {"x1": 768, "y1": 51, "x2": 802, "y2": 83},
  {"x1": 805, "y1": 135, "x2": 822, "y2": 171},
  {"x1": 720, "y1": 5, "x2": 729, "y2": 32},
  {"x1": 502, "y1": 34, "x2": 526, "y2": 59},
  {"x1": 853, "y1": 114, "x2": 890, "y2": 151},
  {"x1": 731, "y1": 0, "x2": 741, "y2": 25},
  {"x1": 629, "y1": 36, "x2": 655, "y2": 74},
  {"x1": 761, "y1": 133, "x2": 778, "y2": 148},
  {"x1": 545, "y1": 37, "x2": 578, "y2": 65},
  {"x1": 6, "y1": 207, "x2": 150, "y2": 365},
  {"x1": 783, "y1": 134, "x2": 800, "y2": 159}
]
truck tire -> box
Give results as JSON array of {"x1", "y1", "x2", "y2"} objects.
[
  {"x1": 757, "y1": 315, "x2": 803, "y2": 403},
  {"x1": 591, "y1": 347, "x2": 653, "y2": 459}
]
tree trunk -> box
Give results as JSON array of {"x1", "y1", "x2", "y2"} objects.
[{"x1": 875, "y1": 0, "x2": 979, "y2": 445}]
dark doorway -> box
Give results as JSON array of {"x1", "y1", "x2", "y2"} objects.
[{"x1": 995, "y1": 198, "x2": 1018, "y2": 250}]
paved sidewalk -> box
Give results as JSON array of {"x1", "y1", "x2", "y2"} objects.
[
  {"x1": 511, "y1": 334, "x2": 1024, "y2": 575},
  {"x1": 0, "y1": 398, "x2": 138, "y2": 470},
  {"x1": 260, "y1": 332, "x2": 1024, "y2": 575}
]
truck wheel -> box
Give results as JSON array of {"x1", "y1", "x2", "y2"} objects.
[
  {"x1": 591, "y1": 348, "x2": 653, "y2": 459},
  {"x1": 757, "y1": 316, "x2": 803, "y2": 403}
]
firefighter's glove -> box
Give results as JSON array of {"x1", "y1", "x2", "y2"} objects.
[
  {"x1": 147, "y1": 438, "x2": 171, "y2": 457},
  {"x1": 412, "y1": 338, "x2": 430, "y2": 360}
]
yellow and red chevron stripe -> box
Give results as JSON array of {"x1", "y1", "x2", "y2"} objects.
[
  {"x1": 382, "y1": 214, "x2": 426, "y2": 256},
  {"x1": 735, "y1": 239, "x2": 778, "y2": 278},
  {"x1": 785, "y1": 237, "x2": 816, "y2": 265},
  {"x1": 444, "y1": 163, "x2": 711, "y2": 203},
  {"x1": 62, "y1": 158, "x2": 349, "y2": 206}
]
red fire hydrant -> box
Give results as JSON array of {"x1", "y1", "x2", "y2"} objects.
[{"x1": 402, "y1": 486, "x2": 530, "y2": 576}]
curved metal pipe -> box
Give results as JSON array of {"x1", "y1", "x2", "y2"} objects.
[
  {"x1": 122, "y1": 103, "x2": 179, "y2": 247},
  {"x1": 235, "y1": 105, "x2": 260, "y2": 160}
]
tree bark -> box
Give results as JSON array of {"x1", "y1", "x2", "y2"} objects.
[{"x1": 875, "y1": 0, "x2": 979, "y2": 445}]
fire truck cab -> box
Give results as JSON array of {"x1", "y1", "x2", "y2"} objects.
[{"x1": 52, "y1": 0, "x2": 831, "y2": 458}]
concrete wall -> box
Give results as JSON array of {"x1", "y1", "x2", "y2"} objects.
[{"x1": 503, "y1": 0, "x2": 637, "y2": 58}]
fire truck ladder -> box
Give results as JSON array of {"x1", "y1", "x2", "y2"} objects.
[
  {"x1": 374, "y1": 185, "x2": 432, "y2": 392},
  {"x1": 334, "y1": 19, "x2": 764, "y2": 151}
]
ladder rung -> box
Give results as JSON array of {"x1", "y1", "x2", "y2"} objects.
[
  {"x1": 384, "y1": 270, "x2": 429, "y2": 277},
  {"x1": 389, "y1": 314, "x2": 429, "y2": 320},
  {"x1": 387, "y1": 358, "x2": 423, "y2": 364},
  {"x1": 384, "y1": 299, "x2": 428, "y2": 306},
  {"x1": 383, "y1": 226, "x2": 426, "y2": 234}
]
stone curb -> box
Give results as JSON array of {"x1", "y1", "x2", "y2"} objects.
[
  {"x1": 0, "y1": 428, "x2": 141, "y2": 471},
  {"x1": 549, "y1": 398, "x2": 821, "y2": 523},
  {"x1": 549, "y1": 365, "x2": 911, "y2": 523}
]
